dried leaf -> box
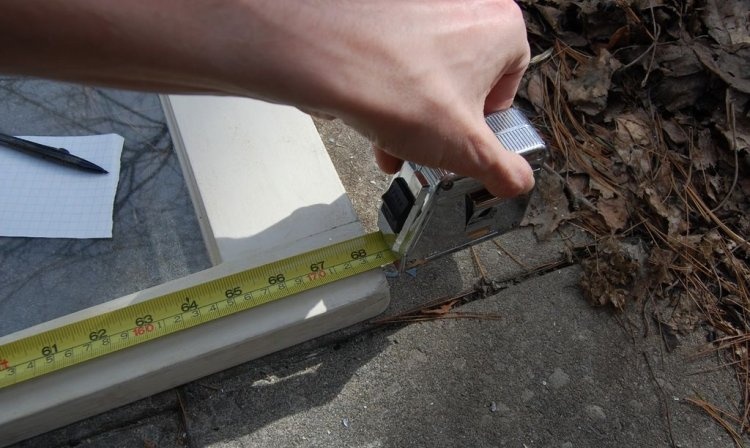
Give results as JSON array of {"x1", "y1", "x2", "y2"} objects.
[
  {"x1": 632, "y1": 0, "x2": 667, "y2": 8},
  {"x1": 654, "y1": 43, "x2": 704, "y2": 77},
  {"x1": 698, "y1": 230, "x2": 724, "y2": 262},
  {"x1": 715, "y1": 89, "x2": 750, "y2": 152},
  {"x1": 692, "y1": 129, "x2": 718, "y2": 171},
  {"x1": 646, "y1": 247, "x2": 677, "y2": 286},
  {"x1": 580, "y1": 4, "x2": 629, "y2": 44},
  {"x1": 597, "y1": 195, "x2": 629, "y2": 231},
  {"x1": 525, "y1": 70, "x2": 547, "y2": 114},
  {"x1": 654, "y1": 290, "x2": 703, "y2": 334},
  {"x1": 614, "y1": 112, "x2": 654, "y2": 176},
  {"x1": 559, "y1": 31, "x2": 591, "y2": 48},
  {"x1": 703, "y1": 0, "x2": 750, "y2": 47},
  {"x1": 590, "y1": 177, "x2": 616, "y2": 199},
  {"x1": 642, "y1": 187, "x2": 686, "y2": 236},
  {"x1": 651, "y1": 43, "x2": 709, "y2": 112},
  {"x1": 536, "y1": 5, "x2": 566, "y2": 34},
  {"x1": 653, "y1": 73, "x2": 711, "y2": 113},
  {"x1": 522, "y1": 170, "x2": 572, "y2": 238},
  {"x1": 567, "y1": 172, "x2": 589, "y2": 191},
  {"x1": 661, "y1": 119, "x2": 688, "y2": 145},
  {"x1": 616, "y1": 113, "x2": 652, "y2": 146},
  {"x1": 704, "y1": 175, "x2": 722, "y2": 202},
  {"x1": 692, "y1": 42, "x2": 750, "y2": 94},
  {"x1": 562, "y1": 49, "x2": 622, "y2": 115}
]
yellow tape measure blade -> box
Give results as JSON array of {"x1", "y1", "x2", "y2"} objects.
[{"x1": 0, "y1": 232, "x2": 395, "y2": 389}]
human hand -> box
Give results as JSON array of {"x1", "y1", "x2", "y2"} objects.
[{"x1": 263, "y1": 0, "x2": 534, "y2": 198}]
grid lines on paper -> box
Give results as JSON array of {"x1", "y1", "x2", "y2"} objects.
[{"x1": 0, "y1": 134, "x2": 123, "y2": 239}]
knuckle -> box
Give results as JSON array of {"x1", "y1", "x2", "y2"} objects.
[{"x1": 506, "y1": 171, "x2": 535, "y2": 197}]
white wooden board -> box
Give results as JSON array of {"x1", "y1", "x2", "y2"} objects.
[{"x1": 0, "y1": 97, "x2": 389, "y2": 445}]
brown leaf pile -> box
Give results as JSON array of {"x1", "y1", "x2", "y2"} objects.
[{"x1": 517, "y1": 0, "x2": 750, "y2": 434}]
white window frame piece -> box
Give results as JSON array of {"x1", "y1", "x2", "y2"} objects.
[{"x1": 0, "y1": 96, "x2": 389, "y2": 446}]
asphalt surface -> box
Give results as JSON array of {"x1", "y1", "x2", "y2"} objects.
[{"x1": 14, "y1": 118, "x2": 741, "y2": 448}]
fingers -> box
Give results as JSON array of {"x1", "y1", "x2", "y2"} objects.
[
  {"x1": 373, "y1": 144, "x2": 403, "y2": 174},
  {"x1": 298, "y1": 107, "x2": 336, "y2": 121},
  {"x1": 484, "y1": 2, "x2": 530, "y2": 114},
  {"x1": 470, "y1": 123, "x2": 535, "y2": 198},
  {"x1": 484, "y1": 68, "x2": 527, "y2": 114},
  {"x1": 373, "y1": 125, "x2": 533, "y2": 199},
  {"x1": 478, "y1": 67, "x2": 534, "y2": 198}
]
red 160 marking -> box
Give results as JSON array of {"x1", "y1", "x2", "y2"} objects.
[
  {"x1": 307, "y1": 270, "x2": 327, "y2": 281},
  {"x1": 133, "y1": 324, "x2": 155, "y2": 336}
]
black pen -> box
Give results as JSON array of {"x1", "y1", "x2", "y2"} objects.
[{"x1": 0, "y1": 132, "x2": 108, "y2": 174}]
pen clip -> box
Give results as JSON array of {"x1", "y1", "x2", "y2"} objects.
[{"x1": 0, "y1": 133, "x2": 108, "y2": 174}]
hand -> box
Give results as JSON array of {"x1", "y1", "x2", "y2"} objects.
[{"x1": 262, "y1": 0, "x2": 535, "y2": 198}]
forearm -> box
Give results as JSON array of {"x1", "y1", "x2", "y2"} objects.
[{"x1": 0, "y1": 1, "x2": 333, "y2": 104}]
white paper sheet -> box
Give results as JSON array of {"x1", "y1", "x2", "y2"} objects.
[{"x1": 0, "y1": 134, "x2": 123, "y2": 238}]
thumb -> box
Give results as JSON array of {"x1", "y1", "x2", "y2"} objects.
[
  {"x1": 468, "y1": 120, "x2": 535, "y2": 199},
  {"x1": 373, "y1": 143, "x2": 402, "y2": 174}
]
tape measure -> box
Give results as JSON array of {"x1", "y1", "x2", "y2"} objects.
[{"x1": 0, "y1": 232, "x2": 396, "y2": 390}]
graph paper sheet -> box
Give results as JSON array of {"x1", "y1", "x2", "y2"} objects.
[{"x1": 0, "y1": 134, "x2": 123, "y2": 238}]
